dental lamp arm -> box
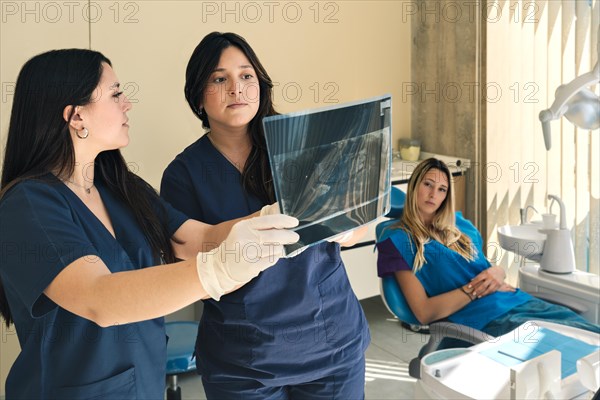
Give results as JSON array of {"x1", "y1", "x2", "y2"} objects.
[
  {"x1": 540, "y1": 26, "x2": 600, "y2": 150},
  {"x1": 539, "y1": 61, "x2": 600, "y2": 150}
]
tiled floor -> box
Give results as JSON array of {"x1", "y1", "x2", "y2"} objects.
[{"x1": 170, "y1": 296, "x2": 428, "y2": 399}]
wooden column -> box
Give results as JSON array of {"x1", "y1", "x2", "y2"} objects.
[{"x1": 410, "y1": 0, "x2": 484, "y2": 228}]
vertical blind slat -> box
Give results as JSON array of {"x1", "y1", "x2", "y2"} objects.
[{"x1": 488, "y1": 0, "x2": 597, "y2": 273}]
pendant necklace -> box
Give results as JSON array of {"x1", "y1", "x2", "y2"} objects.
[{"x1": 64, "y1": 179, "x2": 94, "y2": 194}]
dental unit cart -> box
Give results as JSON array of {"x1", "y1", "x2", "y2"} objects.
[
  {"x1": 414, "y1": 321, "x2": 600, "y2": 400},
  {"x1": 519, "y1": 263, "x2": 600, "y2": 325}
]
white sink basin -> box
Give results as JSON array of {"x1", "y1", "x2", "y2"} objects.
[{"x1": 497, "y1": 224, "x2": 546, "y2": 261}]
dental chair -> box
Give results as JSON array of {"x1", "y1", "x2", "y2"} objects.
[
  {"x1": 375, "y1": 187, "x2": 490, "y2": 379},
  {"x1": 376, "y1": 188, "x2": 599, "y2": 399}
]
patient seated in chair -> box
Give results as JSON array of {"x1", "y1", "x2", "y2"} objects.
[{"x1": 376, "y1": 158, "x2": 599, "y2": 339}]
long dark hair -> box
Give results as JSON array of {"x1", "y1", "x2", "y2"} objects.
[
  {"x1": 396, "y1": 158, "x2": 474, "y2": 271},
  {"x1": 0, "y1": 49, "x2": 176, "y2": 327},
  {"x1": 184, "y1": 32, "x2": 277, "y2": 204}
]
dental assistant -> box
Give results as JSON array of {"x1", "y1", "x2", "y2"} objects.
[
  {"x1": 161, "y1": 32, "x2": 370, "y2": 399},
  {"x1": 0, "y1": 49, "x2": 298, "y2": 399}
]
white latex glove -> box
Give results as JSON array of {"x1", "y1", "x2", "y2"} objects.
[
  {"x1": 197, "y1": 214, "x2": 299, "y2": 300},
  {"x1": 260, "y1": 202, "x2": 308, "y2": 258},
  {"x1": 260, "y1": 202, "x2": 281, "y2": 216}
]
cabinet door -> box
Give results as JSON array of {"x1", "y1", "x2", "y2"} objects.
[{"x1": 341, "y1": 244, "x2": 380, "y2": 300}]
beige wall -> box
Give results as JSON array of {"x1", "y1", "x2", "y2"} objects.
[
  {"x1": 89, "y1": 0, "x2": 412, "y2": 188},
  {"x1": 0, "y1": 1, "x2": 411, "y2": 395}
]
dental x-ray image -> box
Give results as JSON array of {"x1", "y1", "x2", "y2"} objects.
[{"x1": 263, "y1": 95, "x2": 392, "y2": 255}]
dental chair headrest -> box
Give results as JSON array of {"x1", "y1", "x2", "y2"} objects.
[
  {"x1": 376, "y1": 187, "x2": 406, "y2": 245},
  {"x1": 386, "y1": 187, "x2": 406, "y2": 219}
]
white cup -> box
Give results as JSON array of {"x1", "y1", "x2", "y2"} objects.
[{"x1": 541, "y1": 213, "x2": 557, "y2": 229}]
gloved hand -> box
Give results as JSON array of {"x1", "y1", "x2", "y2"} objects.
[
  {"x1": 261, "y1": 202, "x2": 309, "y2": 258},
  {"x1": 197, "y1": 214, "x2": 299, "y2": 300},
  {"x1": 260, "y1": 202, "x2": 281, "y2": 216}
]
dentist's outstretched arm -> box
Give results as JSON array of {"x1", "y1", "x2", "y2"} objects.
[
  {"x1": 44, "y1": 214, "x2": 299, "y2": 326},
  {"x1": 197, "y1": 214, "x2": 299, "y2": 300}
]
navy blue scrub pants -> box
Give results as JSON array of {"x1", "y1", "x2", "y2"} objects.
[{"x1": 201, "y1": 355, "x2": 366, "y2": 399}]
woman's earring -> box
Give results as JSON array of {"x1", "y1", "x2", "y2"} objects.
[{"x1": 76, "y1": 127, "x2": 89, "y2": 139}]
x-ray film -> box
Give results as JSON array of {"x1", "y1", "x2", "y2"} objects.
[{"x1": 263, "y1": 95, "x2": 392, "y2": 255}]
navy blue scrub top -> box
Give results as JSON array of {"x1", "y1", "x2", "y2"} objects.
[
  {"x1": 0, "y1": 175, "x2": 187, "y2": 399},
  {"x1": 161, "y1": 135, "x2": 370, "y2": 385}
]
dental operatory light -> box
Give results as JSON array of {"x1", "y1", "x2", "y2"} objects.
[{"x1": 539, "y1": 26, "x2": 600, "y2": 150}]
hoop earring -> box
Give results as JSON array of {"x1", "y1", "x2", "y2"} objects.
[{"x1": 76, "y1": 128, "x2": 89, "y2": 139}]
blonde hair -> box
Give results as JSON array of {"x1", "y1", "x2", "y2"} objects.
[{"x1": 395, "y1": 158, "x2": 474, "y2": 271}]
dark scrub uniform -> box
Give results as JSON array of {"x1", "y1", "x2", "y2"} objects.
[
  {"x1": 0, "y1": 175, "x2": 187, "y2": 399},
  {"x1": 161, "y1": 135, "x2": 370, "y2": 399}
]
